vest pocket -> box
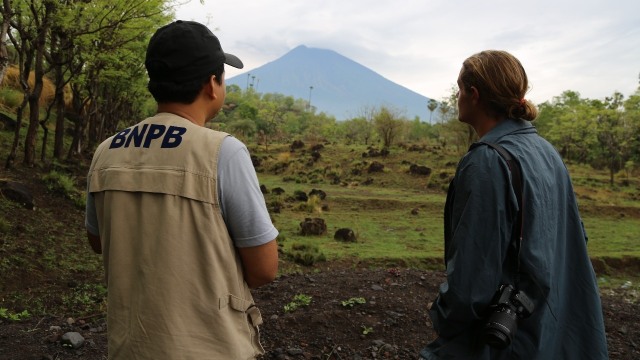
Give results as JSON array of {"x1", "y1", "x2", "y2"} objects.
[{"x1": 221, "y1": 294, "x2": 265, "y2": 355}]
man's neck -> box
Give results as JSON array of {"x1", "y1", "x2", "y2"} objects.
[{"x1": 156, "y1": 103, "x2": 206, "y2": 127}]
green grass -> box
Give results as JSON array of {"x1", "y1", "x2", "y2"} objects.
[
  {"x1": 261, "y1": 173, "x2": 446, "y2": 263},
  {"x1": 257, "y1": 145, "x2": 640, "y2": 270},
  {"x1": 584, "y1": 216, "x2": 640, "y2": 257}
]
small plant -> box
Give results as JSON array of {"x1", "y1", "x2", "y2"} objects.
[
  {"x1": 341, "y1": 297, "x2": 366, "y2": 308},
  {"x1": 361, "y1": 325, "x2": 374, "y2": 335},
  {"x1": 61, "y1": 283, "x2": 108, "y2": 314},
  {"x1": 0, "y1": 308, "x2": 30, "y2": 321},
  {"x1": 284, "y1": 294, "x2": 312, "y2": 312}
]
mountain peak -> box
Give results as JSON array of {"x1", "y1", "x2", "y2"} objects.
[{"x1": 228, "y1": 46, "x2": 431, "y2": 121}]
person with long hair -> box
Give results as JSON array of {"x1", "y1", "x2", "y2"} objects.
[{"x1": 420, "y1": 50, "x2": 608, "y2": 359}]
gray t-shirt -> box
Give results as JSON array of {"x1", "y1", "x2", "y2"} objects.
[{"x1": 86, "y1": 136, "x2": 277, "y2": 248}]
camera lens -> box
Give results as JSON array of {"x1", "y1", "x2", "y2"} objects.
[{"x1": 482, "y1": 308, "x2": 518, "y2": 349}]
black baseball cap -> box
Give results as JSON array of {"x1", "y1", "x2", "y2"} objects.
[{"x1": 145, "y1": 20, "x2": 243, "y2": 84}]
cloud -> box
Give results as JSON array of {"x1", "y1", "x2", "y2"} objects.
[{"x1": 175, "y1": 0, "x2": 640, "y2": 103}]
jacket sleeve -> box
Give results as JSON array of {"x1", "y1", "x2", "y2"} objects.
[{"x1": 430, "y1": 148, "x2": 518, "y2": 339}]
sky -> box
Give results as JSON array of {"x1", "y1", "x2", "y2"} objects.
[{"x1": 175, "y1": 0, "x2": 640, "y2": 104}]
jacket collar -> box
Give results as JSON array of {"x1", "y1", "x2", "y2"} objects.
[{"x1": 478, "y1": 118, "x2": 537, "y2": 144}]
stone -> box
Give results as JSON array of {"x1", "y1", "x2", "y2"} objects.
[
  {"x1": 61, "y1": 332, "x2": 84, "y2": 349},
  {"x1": 334, "y1": 228, "x2": 357, "y2": 242}
]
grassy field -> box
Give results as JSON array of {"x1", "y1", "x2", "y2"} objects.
[{"x1": 252, "y1": 142, "x2": 640, "y2": 270}]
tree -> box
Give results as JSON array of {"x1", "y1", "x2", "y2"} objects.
[
  {"x1": 5, "y1": 0, "x2": 56, "y2": 168},
  {"x1": 537, "y1": 91, "x2": 598, "y2": 163},
  {"x1": 427, "y1": 98, "x2": 438, "y2": 124},
  {"x1": 226, "y1": 118, "x2": 257, "y2": 140},
  {"x1": 374, "y1": 106, "x2": 405, "y2": 148},
  {"x1": 593, "y1": 109, "x2": 628, "y2": 185},
  {"x1": 0, "y1": 0, "x2": 13, "y2": 86}
]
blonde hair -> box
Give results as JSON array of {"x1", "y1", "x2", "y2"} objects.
[{"x1": 460, "y1": 50, "x2": 538, "y2": 121}]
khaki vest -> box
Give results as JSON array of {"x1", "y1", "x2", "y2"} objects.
[{"x1": 88, "y1": 114, "x2": 263, "y2": 359}]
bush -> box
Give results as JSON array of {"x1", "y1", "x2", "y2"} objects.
[
  {"x1": 286, "y1": 243, "x2": 326, "y2": 266},
  {"x1": 0, "y1": 88, "x2": 23, "y2": 111},
  {"x1": 42, "y1": 171, "x2": 85, "y2": 209}
]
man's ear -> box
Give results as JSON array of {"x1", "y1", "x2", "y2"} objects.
[{"x1": 204, "y1": 75, "x2": 218, "y2": 99}]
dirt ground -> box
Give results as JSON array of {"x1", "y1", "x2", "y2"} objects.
[
  {"x1": 1, "y1": 165, "x2": 639, "y2": 359},
  {"x1": 0, "y1": 265, "x2": 639, "y2": 360}
]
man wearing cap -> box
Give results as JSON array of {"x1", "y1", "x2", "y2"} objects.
[{"x1": 85, "y1": 20, "x2": 279, "y2": 359}]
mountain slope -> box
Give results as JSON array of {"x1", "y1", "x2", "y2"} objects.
[{"x1": 227, "y1": 45, "x2": 432, "y2": 121}]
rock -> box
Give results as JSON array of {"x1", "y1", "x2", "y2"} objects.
[
  {"x1": 308, "y1": 188, "x2": 327, "y2": 200},
  {"x1": 310, "y1": 144, "x2": 324, "y2": 152},
  {"x1": 250, "y1": 155, "x2": 262, "y2": 168},
  {"x1": 290, "y1": 140, "x2": 305, "y2": 151},
  {"x1": 287, "y1": 347, "x2": 304, "y2": 356},
  {"x1": 334, "y1": 228, "x2": 357, "y2": 242},
  {"x1": 61, "y1": 332, "x2": 84, "y2": 349},
  {"x1": 300, "y1": 217, "x2": 327, "y2": 236},
  {"x1": 310, "y1": 150, "x2": 321, "y2": 162},
  {"x1": 371, "y1": 285, "x2": 384, "y2": 291},
  {"x1": 368, "y1": 161, "x2": 384, "y2": 173},
  {"x1": 0, "y1": 112, "x2": 17, "y2": 131},
  {"x1": 0, "y1": 181, "x2": 35, "y2": 210},
  {"x1": 260, "y1": 184, "x2": 269, "y2": 194},
  {"x1": 409, "y1": 164, "x2": 432, "y2": 176},
  {"x1": 293, "y1": 190, "x2": 308, "y2": 202}
]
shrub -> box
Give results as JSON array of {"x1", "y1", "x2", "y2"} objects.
[
  {"x1": 42, "y1": 171, "x2": 85, "y2": 209},
  {"x1": 296, "y1": 195, "x2": 322, "y2": 213},
  {"x1": 286, "y1": 243, "x2": 326, "y2": 266},
  {"x1": 0, "y1": 88, "x2": 23, "y2": 111}
]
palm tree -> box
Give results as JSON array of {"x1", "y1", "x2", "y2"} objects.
[{"x1": 427, "y1": 99, "x2": 438, "y2": 124}]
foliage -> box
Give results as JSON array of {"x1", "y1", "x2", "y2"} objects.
[
  {"x1": 341, "y1": 297, "x2": 366, "y2": 308},
  {"x1": 61, "y1": 283, "x2": 107, "y2": 313},
  {"x1": 0, "y1": 308, "x2": 30, "y2": 321},
  {"x1": 535, "y1": 89, "x2": 640, "y2": 186},
  {"x1": 286, "y1": 243, "x2": 327, "y2": 266},
  {"x1": 297, "y1": 195, "x2": 323, "y2": 213},
  {"x1": 374, "y1": 106, "x2": 406, "y2": 148},
  {"x1": 0, "y1": 87, "x2": 23, "y2": 111},
  {"x1": 361, "y1": 325, "x2": 374, "y2": 335},
  {"x1": 284, "y1": 294, "x2": 312, "y2": 312},
  {"x1": 42, "y1": 170, "x2": 85, "y2": 209}
]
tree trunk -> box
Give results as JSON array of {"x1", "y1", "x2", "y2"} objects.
[
  {"x1": 40, "y1": 118, "x2": 49, "y2": 162},
  {"x1": 23, "y1": 0, "x2": 55, "y2": 166},
  {"x1": 5, "y1": 91, "x2": 28, "y2": 169},
  {"x1": 53, "y1": 90, "x2": 65, "y2": 159},
  {"x1": 0, "y1": 0, "x2": 12, "y2": 87},
  {"x1": 24, "y1": 93, "x2": 41, "y2": 166}
]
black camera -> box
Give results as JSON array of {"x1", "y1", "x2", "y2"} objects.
[{"x1": 481, "y1": 284, "x2": 534, "y2": 349}]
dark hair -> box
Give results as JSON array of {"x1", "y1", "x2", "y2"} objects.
[
  {"x1": 147, "y1": 64, "x2": 224, "y2": 104},
  {"x1": 460, "y1": 50, "x2": 538, "y2": 121}
]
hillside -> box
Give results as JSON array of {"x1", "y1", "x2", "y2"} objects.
[
  {"x1": 0, "y1": 150, "x2": 639, "y2": 359},
  {"x1": 226, "y1": 45, "x2": 433, "y2": 121}
]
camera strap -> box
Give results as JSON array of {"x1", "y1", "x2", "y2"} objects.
[{"x1": 473, "y1": 142, "x2": 524, "y2": 277}]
